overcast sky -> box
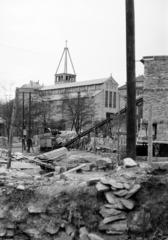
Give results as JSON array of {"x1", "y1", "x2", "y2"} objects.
[{"x1": 0, "y1": 0, "x2": 168, "y2": 100}]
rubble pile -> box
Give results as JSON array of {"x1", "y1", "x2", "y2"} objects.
[
  {"x1": 0, "y1": 146, "x2": 168, "y2": 240},
  {"x1": 56, "y1": 131, "x2": 77, "y2": 145},
  {"x1": 35, "y1": 149, "x2": 116, "y2": 173},
  {"x1": 95, "y1": 159, "x2": 141, "y2": 236},
  {"x1": 0, "y1": 156, "x2": 150, "y2": 240}
]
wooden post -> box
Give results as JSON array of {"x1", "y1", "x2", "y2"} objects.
[
  {"x1": 22, "y1": 92, "x2": 25, "y2": 152},
  {"x1": 117, "y1": 94, "x2": 120, "y2": 164},
  {"x1": 28, "y1": 92, "x2": 31, "y2": 138},
  {"x1": 126, "y1": 0, "x2": 136, "y2": 159},
  {"x1": 7, "y1": 88, "x2": 18, "y2": 169},
  {"x1": 148, "y1": 105, "x2": 153, "y2": 164}
]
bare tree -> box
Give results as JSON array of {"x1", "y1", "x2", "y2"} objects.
[
  {"x1": 0, "y1": 99, "x2": 13, "y2": 138},
  {"x1": 62, "y1": 92, "x2": 95, "y2": 135},
  {"x1": 14, "y1": 93, "x2": 52, "y2": 136}
]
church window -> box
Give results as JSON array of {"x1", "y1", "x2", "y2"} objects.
[
  {"x1": 113, "y1": 92, "x2": 116, "y2": 108},
  {"x1": 109, "y1": 91, "x2": 112, "y2": 108},
  {"x1": 105, "y1": 91, "x2": 108, "y2": 107}
]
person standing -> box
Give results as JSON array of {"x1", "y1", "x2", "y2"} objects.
[{"x1": 27, "y1": 137, "x2": 34, "y2": 153}]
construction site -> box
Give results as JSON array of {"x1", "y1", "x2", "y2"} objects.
[
  {"x1": 1, "y1": 49, "x2": 168, "y2": 239},
  {"x1": 0, "y1": 1, "x2": 168, "y2": 240}
]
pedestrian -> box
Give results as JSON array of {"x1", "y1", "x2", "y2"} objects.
[
  {"x1": 22, "y1": 137, "x2": 26, "y2": 151},
  {"x1": 27, "y1": 137, "x2": 34, "y2": 153}
]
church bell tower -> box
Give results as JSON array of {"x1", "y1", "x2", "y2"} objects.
[{"x1": 55, "y1": 41, "x2": 76, "y2": 84}]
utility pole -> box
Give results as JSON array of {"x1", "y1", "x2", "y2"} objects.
[
  {"x1": 28, "y1": 92, "x2": 31, "y2": 138},
  {"x1": 117, "y1": 94, "x2": 121, "y2": 164},
  {"x1": 126, "y1": 0, "x2": 136, "y2": 159},
  {"x1": 22, "y1": 92, "x2": 25, "y2": 152},
  {"x1": 7, "y1": 88, "x2": 18, "y2": 169}
]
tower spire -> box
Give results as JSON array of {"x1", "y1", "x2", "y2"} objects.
[
  {"x1": 55, "y1": 41, "x2": 76, "y2": 84},
  {"x1": 64, "y1": 40, "x2": 68, "y2": 74}
]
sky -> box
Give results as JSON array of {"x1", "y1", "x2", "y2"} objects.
[{"x1": 0, "y1": 0, "x2": 168, "y2": 100}]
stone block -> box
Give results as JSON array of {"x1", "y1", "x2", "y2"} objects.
[
  {"x1": 88, "y1": 233, "x2": 104, "y2": 240},
  {"x1": 125, "y1": 184, "x2": 141, "y2": 199},
  {"x1": 123, "y1": 158, "x2": 137, "y2": 168},
  {"x1": 120, "y1": 198, "x2": 135, "y2": 210},
  {"x1": 99, "y1": 206, "x2": 123, "y2": 218},
  {"x1": 96, "y1": 182, "x2": 109, "y2": 192},
  {"x1": 101, "y1": 213, "x2": 126, "y2": 224},
  {"x1": 99, "y1": 220, "x2": 127, "y2": 233}
]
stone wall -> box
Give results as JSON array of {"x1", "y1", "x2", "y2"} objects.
[{"x1": 142, "y1": 56, "x2": 168, "y2": 141}]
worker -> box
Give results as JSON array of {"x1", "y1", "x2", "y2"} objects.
[
  {"x1": 27, "y1": 137, "x2": 34, "y2": 153},
  {"x1": 22, "y1": 137, "x2": 26, "y2": 151}
]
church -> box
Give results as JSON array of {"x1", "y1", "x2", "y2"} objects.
[
  {"x1": 39, "y1": 44, "x2": 119, "y2": 127},
  {"x1": 19, "y1": 43, "x2": 119, "y2": 131}
]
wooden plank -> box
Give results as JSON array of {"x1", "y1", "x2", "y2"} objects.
[
  {"x1": 31, "y1": 158, "x2": 55, "y2": 170},
  {"x1": 61, "y1": 163, "x2": 86, "y2": 175},
  {"x1": 43, "y1": 163, "x2": 87, "y2": 177}
]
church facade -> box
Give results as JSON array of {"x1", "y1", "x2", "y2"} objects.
[
  {"x1": 40, "y1": 76, "x2": 119, "y2": 124},
  {"x1": 18, "y1": 43, "x2": 119, "y2": 132},
  {"x1": 39, "y1": 43, "x2": 119, "y2": 129}
]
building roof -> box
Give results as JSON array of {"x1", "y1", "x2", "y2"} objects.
[
  {"x1": 118, "y1": 75, "x2": 145, "y2": 90},
  {"x1": 42, "y1": 90, "x2": 102, "y2": 102},
  {"x1": 41, "y1": 76, "x2": 118, "y2": 91},
  {"x1": 21, "y1": 80, "x2": 42, "y2": 89}
]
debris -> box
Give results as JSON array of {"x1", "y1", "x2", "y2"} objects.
[
  {"x1": 27, "y1": 204, "x2": 46, "y2": 214},
  {"x1": 46, "y1": 224, "x2": 60, "y2": 235},
  {"x1": 101, "y1": 178, "x2": 124, "y2": 189},
  {"x1": 30, "y1": 158, "x2": 55, "y2": 171},
  {"x1": 101, "y1": 213, "x2": 126, "y2": 224},
  {"x1": 79, "y1": 227, "x2": 89, "y2": 236},
  {"x1": 87, "y1": 178, "x2": 100, "y2": 186},
  {"x1": 104, "y1": 192, "x2": 121, "y2": 205},
  {"x1": 37, "y1": 147, "x2": 68, "y2": 163},
  {"x1": 123, "y1": 158, "x2": 137, "y2": 168},
  {"x1": 11, "y1": 161, "x2": 40, "y2": 170},
  {"x1": 60, "y1": 163, "x2": 86, "y2": 176},
  {"x1": 120, "y1": 198, "x2": 135, "y2": 210},
  {"x1": 95, "y1": 182, "x2": 109, "y2": 192},
  {"x1": 99, "y1": 206, "x2": 122, "y2": 218},
  {"x1": 65, "y1": 224, "x2": 76, "y2": 236},
  {"x1": 125, "y1": 184, "x2": 141, "y2": 199},
  {"x1": 99, "y1": 220, "x2": 128, "y2": 233},
  {"x1": 113, "y1": 189, "x2": 128, "y2": 197},
  {"x1": 54, "y1": 231, "x2": 73, "y2": 240},
  {"x1": 16, "y1": 184, "x2": 25, "y2": 190},
  {"x1": 88, "y1": 233, "x2": 104, "y2": 240}
]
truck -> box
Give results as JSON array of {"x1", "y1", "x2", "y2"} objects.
[{"x1": 39, "y1": 132, "x2": 62, "y2": 151}]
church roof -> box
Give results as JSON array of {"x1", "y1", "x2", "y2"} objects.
[
  {"x1": 41, "y1": 76, "x2": 118, "y2": 91},
  {"x1": 42, "y1": 90, "x2": 102, "y2": 101}
]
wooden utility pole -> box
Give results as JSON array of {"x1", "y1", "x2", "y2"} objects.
[
  {"x1": 22, "y1": 92, "x2": 25, "y2": 152},
  {"x1": 117, "y1": 94, "x2": 121, "y2": 164},
  {"x1": 126, "y1": 0, "x2": 136, "y2": 159},
  {"x1": 7, "y1": 88, "x2": 18, "y2": 169},
  {"x1": 28, "y1": 92, "x2": 31, "y2": 138}
]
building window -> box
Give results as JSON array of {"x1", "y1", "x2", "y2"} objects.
[
  {"x1": 109, "y1": 91, "x2": 112, "y2": 108},
  {"x1": 153, "y1": 123, "x2": 157, "y2": 140},
  {"x1": 113, "y1": 92, "x2": 116, "y2": 108},
  {"x1": 105, "y1": 91, "x2": 108, "y2": 107}
]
